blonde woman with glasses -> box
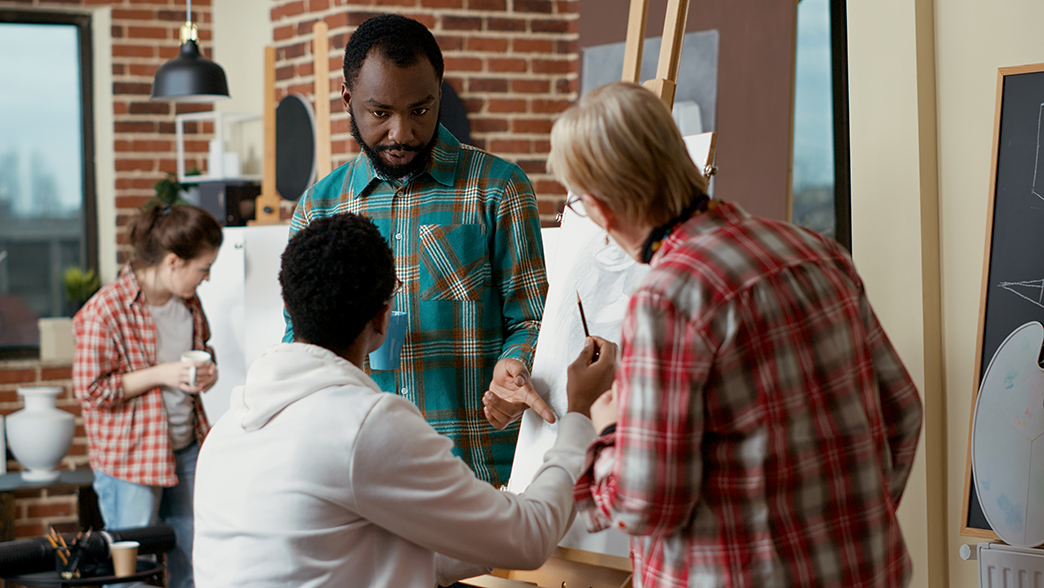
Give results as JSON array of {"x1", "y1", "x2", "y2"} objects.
[{"x1": 556, "y1": 82, "x2": 923, "y2": 588}]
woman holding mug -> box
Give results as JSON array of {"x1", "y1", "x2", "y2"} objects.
[{"x1": 73, "y1": 204, "x2": 223, "y2": 588}]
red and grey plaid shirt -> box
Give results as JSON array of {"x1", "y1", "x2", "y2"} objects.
[
  {"x1": 72, "y1": 266, "x2": 212, "y2": 487},
  {"x1": 575, "y1": 203, "x2": 923, "y2": 588}
]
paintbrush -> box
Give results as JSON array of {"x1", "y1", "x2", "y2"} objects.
[{"x1": 576, "y1": 291, "x2": 600, "y2": 361}]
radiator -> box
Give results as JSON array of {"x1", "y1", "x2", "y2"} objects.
[{"x1": 978, "y1": 543, "x2": 1044, "y2": 588}]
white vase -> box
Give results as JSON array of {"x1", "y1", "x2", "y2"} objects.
[{"x1": 7, "y1": 387, "x2": 76, "y2": 482}]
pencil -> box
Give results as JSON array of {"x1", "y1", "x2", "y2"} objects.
[{"x1": 576, "y1": 292, "x2": 600, "y2": 361}]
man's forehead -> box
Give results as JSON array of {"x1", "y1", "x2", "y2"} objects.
[{"x1": 352, "y1": 55, "x2": 440, "y2": 105}]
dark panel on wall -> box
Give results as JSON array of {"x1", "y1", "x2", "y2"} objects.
[{"x1": 579, "y1": 0, "x2": 796, "y2": 221}]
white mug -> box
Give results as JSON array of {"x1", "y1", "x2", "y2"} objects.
[{"x1": 180, "y1": 350, "x2": 212, "y2": 387}]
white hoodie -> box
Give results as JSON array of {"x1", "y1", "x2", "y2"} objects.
[{"x1": 193, "y1": 343, "x2": 596, "y2": 588}]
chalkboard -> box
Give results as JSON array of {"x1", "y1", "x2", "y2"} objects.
[{"x1": 962, "y1": 63, "x2": 1044, "y2": 539}]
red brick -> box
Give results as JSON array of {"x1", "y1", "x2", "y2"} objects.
[
  {"x1": 536, "y1": 197, "x2": 558, "y2": 213},
  {"x1": 276, "y1": 65, "x2": 295, "y2": 81},
  {"x1": 157, "y1": 9, "x2": 189, "y2": 21},
  {"x1": 115, "y1": 159, "x2": 155, "y2": 172},
  {"x1": 556, "y1": 78, "x2": 576, "y2": 94},
  {"x1": 490, "y1": 140, "x2": 531, "y2": 153},
  {"x1": 466, "y1": 37, "x2": 508, "y2": 52},
  {"x1": 128, "y1": 102, "x2": 170, "y2": 115},
  {"x1": 469, "y1": 78, "x2": 508, "y2": 93},
  {"x1": 516, "y1": 0, "x2": 553, "y2": 12},
  {"x1": 443, "y1": 16, "x2": 483, "y2": 30},
  {"x1": 112, "y1": 9, "x2": 154, "y2": 19},
  {"x1": 444, "y1": 57, "x2": 483, "y2": 72},
  {"x1": 531, "y1": 99, "x2": 571, "y2": 113},
  {"x1": 115, "y1": 179, "x2": 158, "y2": 190},
  {"x1": 113, "y1": 102, "x2": 129, "y2": 115},
  {"x1": 463, "y1": 98, "x2": 484, "y2": 113},
  {"x1": 348, "y1": 12, "x2": 385, "y2": 26},
  {"x1": 512, "y1": 119, "x2": 553, "y2": 133},
  {"x1": 325, "y1": 13, "x2": 349, "y2": 28},
  {"x1": 534, "y1": 140, "x2": 551, "y2": 152},
  {"x1": 518, "y1": 159, "x2": 547, "y2": 174},
  {"x1": 445, "y1": 78, "x2": 464, "y2": 93},
  {"x1": 512, "y1": 79, "x2": 550, "y2": 93},
  {"x1": 113, "y1": 82, "x2": 153, "y2": 96},
  {"x1": 116, "y1": 196, "x2": 152, "y2": 209},
  {"x1": 532, "y1": 59, "x2": 573, "y2": 74},
  {"x1": 112, "y1": 64, "x2": 125, "y2": 76},
  {"x1": 436, "y1": 35, "x2": 464, "y2": 52},
  {"x1": 296, "y1": 62, "x2": 315, "y2": 77},
  {"x1": 113, "y1": 44, "x2": 155, "y2": 58},
  {"x1": 470, "y1": 118, "x2": 509, "y2": 132},
  {"x1": 40, "y1": 367, "x2": 73, "y2": 381},
  {"x1": 488, "y1": 58, "x2": 526, "y2": 73},
  {"x1": 375, "y1": 0, "x2": 415, "y2": 5},
  {"x1": 468, "y1": 0, "x2": 506, "y2": 9},
  {"x1": 536, "y1": 179, "x2": 566, "y2": 194},
  {"x1": 159, "y1": 46, "x2": 180, "y2": 59},
  {"x1": 422, "y1": 0, "x2": 462, "y2": 6},
  {"x1": 556, "y1": 39, "x2": 579, "y2": 54},
  {"x1": 296, "y1": 19, "x2": 320, "y2": 36},
  {"x1": 487, "y1": 18, "x2": 526, "y2": 32},
  {"x1": 531, "y1": 19, "x2": 570, "y2": 33},
  {"x1": 513, "y1": 39, "x2": 553, "y2": 53},
  {"x1": 0, "y1": 370, "x2": 35, "y2": 385},
  {"x1": 308, "y1": 0, "x2": 331, "y2": 10},
  {"x1": 27, "y1": 503, "x2": 73, "y2": 518},
  {"x1": 128, "y1": 26, "x2": 169, "y2": 39},
  {"x1": 128, "y1": 64, "x2": 159, "y2": 77},
  {"x1": 274, "y1": 25, "x2": 295, "y2": 41},
  {"x1": 279, "y1": 42, "x2": 307, "y2": 60},
  {"x1": 115, "y1": 122, "x2": 156, "y2": 133},
  {"x1": 111, "y1": 25, "x2": 124, "y2": 39},
  {"x1": 488, "y1": 99, "x2": 526, "y2": 113}
]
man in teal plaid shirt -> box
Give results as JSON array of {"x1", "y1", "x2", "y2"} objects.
[{"x1": 284, "y1": 14, "x2": 554, "y2": 487}]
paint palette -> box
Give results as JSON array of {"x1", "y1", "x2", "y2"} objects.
[{"x1": 972, "y1": 321, "x2": 1044, "y2": 546}]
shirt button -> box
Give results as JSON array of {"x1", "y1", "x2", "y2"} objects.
[
  {"x1": 395, "y1": 189, "x2": 404, "y2": 197},
  {"x1": 395, "y1": 233, "x2": 402, "y2": 240},
  {"x1": 400, "y1": 387, "x2": 408, "y2": 395}
]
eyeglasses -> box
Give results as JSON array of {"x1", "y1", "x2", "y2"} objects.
[
  {"x1": 388, "y1": 277, "x2": 404, "y2": 300},
  {"x1": 564, "y1": 191, "x2": 588, "y2": 218}
]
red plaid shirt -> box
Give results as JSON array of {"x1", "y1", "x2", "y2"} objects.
[
  {"x1": 575, "y1": 203, "x2": 922, "y2": 588},
  {"x1": 73, "y1": 266, "x2": 212, "y2": 486}
]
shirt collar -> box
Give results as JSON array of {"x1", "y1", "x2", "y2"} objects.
[
  {"x1": 117, "y1": 264, "x2": 146, "y2": 308},
  {"x1": 347, "y1": 124, "x2": 460, "y2": 198}
]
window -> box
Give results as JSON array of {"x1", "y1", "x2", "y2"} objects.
[
  {"x1": 791, "y1": 0, "x2": 851, "y2": 249},
  {"x1": 0, "y1": 11, "x2": 96, "y2": 353}
]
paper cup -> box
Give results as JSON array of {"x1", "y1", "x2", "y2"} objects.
[
  {"x1": 368, "y1": 311, "x2": 407, "y2": 371},
  {"x1": 180, "y1": 350, "x2": 212, "y2": 387},
  {"x1": 110, "y1": 540, "x2": 139, "y2": 577}
]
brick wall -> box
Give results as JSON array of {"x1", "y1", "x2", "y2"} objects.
[
  {"x1": 268, "y1": 0, "x2": 580, "y2": 225},
  {"x1": 3, "y1": 0, "x2": 218, "y2": 265},
  {"x1": 0, "y1": 360, "x2": 87, "y2": 539}
]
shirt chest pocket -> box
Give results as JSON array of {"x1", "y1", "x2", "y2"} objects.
[{"x1": 419, "y1": 224, "x2": 490, "y2": 301}]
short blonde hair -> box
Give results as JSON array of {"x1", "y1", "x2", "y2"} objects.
[{"x1": 548, "y1": 82, "x2": 708, "y2": 226}]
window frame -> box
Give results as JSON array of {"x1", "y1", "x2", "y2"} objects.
[{"x1": 0, "y1": 10, "x2": 97, "y2": 355}]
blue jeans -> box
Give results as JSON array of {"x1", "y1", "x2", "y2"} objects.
[{"x1": 93, "y1": 442, "x2": 198, "y2": 588}]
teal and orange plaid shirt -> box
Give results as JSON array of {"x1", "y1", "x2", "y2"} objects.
[{"x1": 285, "y1": 125, "x2": 548, "y2": 486}]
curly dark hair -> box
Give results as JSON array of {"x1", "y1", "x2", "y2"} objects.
[
  {"x1": 279, "y1": 213, "x2": 396, "y2": 352},
  {"x1": 342, "y1": 13, "x2": 444, "y2": 89}
]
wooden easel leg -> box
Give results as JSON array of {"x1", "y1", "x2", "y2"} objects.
[{"x1": 622, "y1": 0, "x2": 650, "y2": 83}]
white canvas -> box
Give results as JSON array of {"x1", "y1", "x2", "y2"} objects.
[{"x1": 508, "y1": 205, "x2": 648, "y2": 557}]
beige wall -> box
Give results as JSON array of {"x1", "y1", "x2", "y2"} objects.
[
  {"x1": 849, "y1": 0, "x2": 1044, "y2": 587},
  {"x1": 213, "y1": 0, "x2": 267, "y2": 177}
]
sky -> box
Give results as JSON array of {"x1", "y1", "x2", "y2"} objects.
[
  {"x1": 792, "y1": 0, "x2": 835, "y2": 190},
  {"x1": 0, "y1": 23, "x2": 84, "y2": 218}
]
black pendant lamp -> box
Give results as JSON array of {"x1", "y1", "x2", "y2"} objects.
[{"x1": 151, "y1": 0, "x2": 229, "y2": 102}]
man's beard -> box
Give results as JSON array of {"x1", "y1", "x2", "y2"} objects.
[{"x1": 349, "y1": 107, "x2": 440, "y2": 181}]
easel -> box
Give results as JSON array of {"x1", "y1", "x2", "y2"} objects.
[
  {"x1": 251, "y1": 22, "x2": 333, "y2": 225},
  {"x1": 463, "y1": 3, "x2": 705, "y2": 588}
]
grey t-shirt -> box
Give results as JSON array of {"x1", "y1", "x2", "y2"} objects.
[{"x1": 147, "y1": 296, "x2": 196, "y2": 451}]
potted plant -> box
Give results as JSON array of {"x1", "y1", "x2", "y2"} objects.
[
  {"x1": 63, "y1": 267, "x2": 99, "y2": 316},
  {"x1": 151, "y1": 167, "x2": 199, "y2": 208}
]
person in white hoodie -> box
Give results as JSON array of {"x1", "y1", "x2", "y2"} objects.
[{"x1": 192, "y1": 213, "x2": 616, "y2": 588}]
